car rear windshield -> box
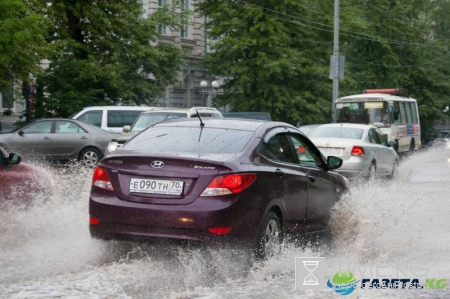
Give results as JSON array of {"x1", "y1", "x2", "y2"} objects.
[
  {"x1": 311, "y1": 127, "x2": 364, "y2": 140},
  {"x1": 126, "y1": 126, "x2": 255, "y2": 154}
]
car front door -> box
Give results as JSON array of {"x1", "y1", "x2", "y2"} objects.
[
  {"x1": 258, "y1": 129, "x2": 308, "y2": 226},
  {"x1": 287, "y1": 132, "x2": 338, "y2": 225},
  {"x1": 10, "y1": 120, "x2": 54, "y2": 157},
  {"x1": 52, "y1": 120, "x2": 91, "y2": 158}
]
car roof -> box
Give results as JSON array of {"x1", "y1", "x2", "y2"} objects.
[
  {"x1": 81, "y1": 106, "x2": 154, "y2": 110},
  {"x1": 315, "y1": 123, "x2": 375, "y2": 129},
  {"x1": 153, "y1": 117, "x2": 285, "y2": 131},
  {"x1": 140, "y1": 107, "x2": 222, "y2": 114}
]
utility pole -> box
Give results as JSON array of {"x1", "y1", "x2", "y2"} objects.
[{"x1": 332, "y1": 0, "x2": 340, "y2": 122}]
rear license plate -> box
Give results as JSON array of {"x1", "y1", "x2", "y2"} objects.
[
  {"x1": 129, "y1": 178, "x2": 184, "y2": 195},
  {"x1": 319, "y1": 147, "x2": 341, "y2": 155}
]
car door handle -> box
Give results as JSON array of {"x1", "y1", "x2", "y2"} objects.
[
  {"x1": 308, "y1": 175, "x2": 316, "y2": 183},
  {"x1": 80, "y1": 136, "x2": 88, "y2": 139},
  {"x1": 43, "y1": 137, "x2": 50, "y2": 140},
  {"x1": 275, "y1": 169, "x2": 284, "y2": 178}
]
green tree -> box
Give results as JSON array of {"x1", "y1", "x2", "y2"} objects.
[
  {"x1": 0, "y1": 0, "x2": 47, "y2": 105},
  {"x1": 199, "y1": 0, "x2": 334, "y2": 124},
  {"x1": 36, "y1": 0, "x2": 188, "y2": 118}
]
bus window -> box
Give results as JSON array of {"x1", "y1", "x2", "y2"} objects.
[
  {"x1": 405, "y1": 102, "x2": 413, "y2": 124},
  {"x1": 335, "y1": 101, "x2": 390, "y2": 126},
  {"x1": 399, "y1": 102, "x2": 407, "y2": 124},
  {"x1": 410, "y1": 102, "x2": 419, "y2": 124},
  {"x1": 393, "y1": 102, "x2": 401, "y2": 124}
]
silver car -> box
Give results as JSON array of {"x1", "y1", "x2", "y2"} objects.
[
  {"x1": 309, "y1": 123, "x2": 399, "y2": 178},
  {"x1": 0, "y1": 119, "x2": 117, "y2": 166}
]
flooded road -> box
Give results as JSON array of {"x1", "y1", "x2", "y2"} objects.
[{"x1": 1, "y1": 146, "x2": 450, "y2": 298}]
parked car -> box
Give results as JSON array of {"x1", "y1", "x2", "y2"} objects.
[
  {"x1": 0, "y1": 119, "x2": 117, "y2": 166},
  {"x1": 0, "y1": 146, "x2": 52, "y2": 205},
  {"x1": 308, "y1": 123, "x2": 399, "y2": 178},
  {"x1": 89, "y1": 118, "x2": 349, "y2": 259},
  {"x1": 71, "y1": 106, "x2": 157, "y2": 133},
  {"x1": 105, "y1": 107, "x2": 223, "y2": 155},
  {"x1": 222, "y1": 112, "x2": 271, "y2": 121}
]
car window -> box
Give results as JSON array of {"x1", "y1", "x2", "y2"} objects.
[
  {"x1": 77, "y1": 110, "x2": 102, "y2": 127},
  {"x1": 368, "y1": 129, "x2": 381, "y2": 144},
  {"x1": 131, "y1": 113, "x2": 185, "y2": 132},
  {"x1": 258, "y1": 133, "x2": 296, "y2": 163},
  {"x1": 311, "y1": 127, "x2": 364, "y2": 139},
  {"x1": 55, "y1": 121, "x2": 87, "y2": 133},
  {"x1": 374, "y1": 129, "x2": 388, "y2": 146},
  {"x1": 126, "y1": 126, "x2": 254, "y2": 154},
  {"x1": 23, "y1": 121, "x2": 53, "y2": 134},
  {"x1": 107, "y1": 110, "x2": 143, "y2": 128},
  {"x1": 288, "y1": 133, "x2": 324, "y2": 168}
]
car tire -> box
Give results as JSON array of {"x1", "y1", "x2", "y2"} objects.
[
  {"x1": 389, "y1": 160, "x2": 399, "y2": 179},
  {"x1": 79, "y1": 147, "x2": 102, "y2": 166},
  {"x1": 254, "y1": 211, "x2": 283, "y2": 261}
]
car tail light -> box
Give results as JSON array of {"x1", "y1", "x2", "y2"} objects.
[
  {"x1": 351, "y1": 146, "x2": 365, "y2": 156},
  {"x1": 298, "y1": 146, "x2": 306, "y2": 153},
  {"x1": 201, "y1": 173, "x2": 257, "y2": 196},
  {"x1": 90, "y1": 216, "x2": 100, "y2": 225},
  {"x1": 208, "y1": 227, "x2": 233, "y2": 235},
  {"x1": 92, "y1": 166, "x2": 114, "y2": 190}
]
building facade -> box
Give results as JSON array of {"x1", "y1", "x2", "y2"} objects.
[{"x1": 144, "y1": 0, "x2": 221, "y2": 108}]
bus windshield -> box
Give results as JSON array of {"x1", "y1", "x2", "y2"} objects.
[{"x1": 335, "y1": 101, "x2": 390, "y2": 127}]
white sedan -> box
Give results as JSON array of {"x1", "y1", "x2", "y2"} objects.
[{"x1": 308, "y1": 123, "x2": 399, "y2": 178}]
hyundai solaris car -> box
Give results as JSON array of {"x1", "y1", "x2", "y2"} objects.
[{"x1": 89, "y1": 118, "x2": 349, "y2": 259}]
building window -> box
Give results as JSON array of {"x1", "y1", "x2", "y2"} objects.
[
  {"x1": 157, "y1": 0, "x2": 167, "y2": 35},
  {"x1": 180, "y1": 0, "x2": 189, "y2": 38}
]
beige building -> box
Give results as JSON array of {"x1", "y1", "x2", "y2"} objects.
[{"x1": 143, "y1": 0, "x2": 221, "y2": 108}]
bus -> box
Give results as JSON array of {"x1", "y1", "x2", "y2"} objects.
[{"x1": 334, "y1": 88, "x2": 421, "y2": 153}]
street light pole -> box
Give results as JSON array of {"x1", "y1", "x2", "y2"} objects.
[
  {"x1": 200, "y1": 80, "x2": 219, "y2": 107},
  {"x1": 332, "y1": 0, "x2": 340, "y2": 123}
]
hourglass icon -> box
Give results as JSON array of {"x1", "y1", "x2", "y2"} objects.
[{"x1": 302, "y1": 261, "x2": 319, "y2": 285}]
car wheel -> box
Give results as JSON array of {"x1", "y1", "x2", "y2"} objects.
[
  {"x1": 254, "y1": 211, "x2": 283, "y2": 261},
  {"x1": 367, "y1": 162, "x2": 376, "y2": 179},
  {"x1": 389, "y1": 160, "x2": 399, "y2": 179},
  {"x1": 79, "y1": 148, "x2": 102, "y2": 166}
]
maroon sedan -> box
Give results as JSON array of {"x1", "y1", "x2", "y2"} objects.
[
  {"x1": 89, "y1": 118, "x2": 349, "y2": 258},
  {"x1": 0, "y1": 146, "x2": 52, "y2": 205}
]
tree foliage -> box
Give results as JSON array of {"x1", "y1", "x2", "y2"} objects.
[
  {"x1": 200, "y1": 0, "x2": 450, "y2": 141},
  {"x1": 34, "y1": 0, "x2": 188, "y2": 117},
  {"x1": 0, "y1": 0, "x2": 47, "y2": 103}
]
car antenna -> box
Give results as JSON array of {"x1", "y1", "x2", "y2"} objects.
[
  {"x1": 196, "y1": 110, "x2": 205, "y2": 143},
  {"x1": 196, "y1": 110, "x2": 205, "y2": 127}
]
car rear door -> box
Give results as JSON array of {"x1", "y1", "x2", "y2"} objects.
[
  {"x1": 368, "y1": 128, "x2": 389, "y2": 173},
  {"x1": 286, "y1": 132, "x2": 338, "y2": 225},
  {"x1": 52, "y1": 120, "x2": 91, "y2": 157},
  {"x1": 258, "y1": 129, "x2": 308, "y2": 224}
]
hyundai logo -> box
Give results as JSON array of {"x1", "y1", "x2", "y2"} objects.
[{"x1": 151, "y1": 161, "x2": 164, "y2": 168}]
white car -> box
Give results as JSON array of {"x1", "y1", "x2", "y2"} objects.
[{"x1": 308, "y1": 123, "x2": 399, "y2": 178}]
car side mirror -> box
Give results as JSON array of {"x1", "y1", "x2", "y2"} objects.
[
  {"x1": 388, "y1": 140, "x2": 396, "y2": 148},
  {"x1": 8, "y1": 153, "x2": 22, "y2": 165},
  {"x1": 123, "y1": 125, "x2": 131, "y2": 133},
  {"x1": 18, "y1": 130, "x2": 24, "y2": 136},
  {"x1": 327, "y1": 156, "x2": 343, "y2": 170}
]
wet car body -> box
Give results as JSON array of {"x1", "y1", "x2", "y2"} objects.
[
  {"x1": 0, "y1": 146, "x2": 52, "y2": 205},
  {"x1": 89, "y1": 119, "x2": 349, "y2": 254},
  {"x1": 309, "y1": 123, "x2": 399, "y2": 178},
  {"x1": 0, "y1": 119, "x2": 117, "y2": 165}
]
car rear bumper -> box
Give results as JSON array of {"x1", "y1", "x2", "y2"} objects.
[
  {"x1": 89, "y1": 188, "x2": 262, "y2": 246},
  {"x1": 336, "y1": 156, "x2": 372, "y2": 176}
]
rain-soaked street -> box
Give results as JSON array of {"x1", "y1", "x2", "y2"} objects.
[{"x1": 1, "y1": 146, "x2": 450, "y2": 299}]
